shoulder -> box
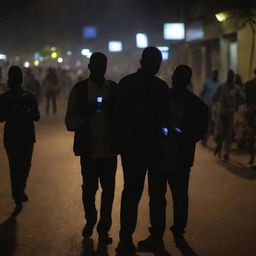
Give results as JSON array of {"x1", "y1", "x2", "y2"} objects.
[
  {"x1": 106, "y1": 80, "x2": 117, "y2": 87},
  {"x1": 154, "y1": 76, "x2": 169, "y2": 89},
  {"x1": 119, "y1": 73, "x2": 137, "y2": 84},
  {"x1": 187, "y1": 91, "x2": 208, "y2": 110},
  {"x1": 72, "y1": 79, "x2": 89, "y2": 91}
]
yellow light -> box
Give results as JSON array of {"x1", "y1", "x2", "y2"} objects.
[
  {"x1": 34, "y1": 60, "x2": 40, "y2": 66},
  {"x1": 51, "y1": 47, "x2": 56, "y2": 51},
  {"x1": 51, "y1": 52, "x2": 58, "y2": 58},
  {"x1": 215, "y1": 12, "x2": 228, "y2": 22}
]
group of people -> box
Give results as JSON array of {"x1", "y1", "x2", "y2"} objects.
[
  {"x1": 200, "y1": 68, "x2": 256, "y2": 166},
  {"x1": 0, "y1": 47, "x2": 209, "y2": 255}
]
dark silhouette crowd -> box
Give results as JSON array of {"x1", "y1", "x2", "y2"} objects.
[{"x1": 4, "y1": 46, "x2": 242, "y2": 256}]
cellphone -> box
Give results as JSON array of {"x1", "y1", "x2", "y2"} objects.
[
  {"x1": 174, "y1": 127, "x2": 182, "y2": 133},
  {"x1": 161, "y1": 127, "x2": 169, "y2": 136},
  {"x1": 97, "y1": 97, "x2": 103, "y2": 103}
]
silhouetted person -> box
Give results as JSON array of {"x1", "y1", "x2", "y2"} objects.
[
  {"x1": 212, "y1": 70, "x2": 245, "y2": 160},
  {"x1": 244, "y1": 68, "x2": 256, "y2": 166},
  {"x1": 115, "y1": 47, "x2": 169, "y2": 255},
  {"x1": 65, "y1": 52, "x2": 117, "y2": 245},
  {"x1": 24, "y1": 69, "x2": 41, "y2": 103},
  {"x1": 138, "y1": 65, "x2": 208, "y2": 253},
  {"x1": 0, "y1": 66, "x2": 40, "y2": 209},
  {"x1": 200, "y1": 69, "x2": 219, "y2": 146},
  {"x1": 43, "y1": 67, "x2": 58, "y2": 114}
]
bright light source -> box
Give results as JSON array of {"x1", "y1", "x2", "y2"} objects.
[
  {"x1": 83, "y1": 26, "x2": 97, "y2": 38},
  {"x1": 24, "y1": 62, "x2": 30, "y2": 68},
  {"x1": 0, "y1": 54, "x2": 7, "y2": 60},
  {"x1": 164, "y1": 23, "x2": 185, "y2": 40},
  {"x1": 57, "y1": 57, "x2": 63, "y2": 63},
  {"x1": 34, "y1": 60, "x2": 40, "y2": 66},
  {"x1": 51, "y1": 46, "x2": 56, "y2": 52},
  {"x1": 157, "y1": 46, "x2": 169, "y2": 51},
  {"x1": 81, "y1": 49, "x2": 90, "y2": 56},
  {"x1": 109, "y1": 41, "x2": 122, "y2": 52},
  {"x1": 161, "y1": 51, "x2": 169, "y2": 60},
  {"x1": 136, "y1": 33, "x2": 148, "y2": 48},
  {"x1": 67, "y1": 50, "x2": 72, "y2": 56},
  {"x1": 51, "y1": 52, "x2": 58, "y2": 58},
  {"x1": 215, "y1": 12, "x2": 228, "y2": 22},
  {"x1": 81, "y1": 49, "x2": 92, "y2": 58},
  {"x1": 157, "y1": 46, "x2": 169, "y2": 60}
]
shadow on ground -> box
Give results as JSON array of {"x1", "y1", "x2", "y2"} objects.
[{"x1": 0, "y1": 214, "x2": 17, "y2": 256}]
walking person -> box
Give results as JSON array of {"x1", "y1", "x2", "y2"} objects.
[
  {"x1": 0, "y1": 66, "x2": 40, "y2": 210},
  {"x1": 43, "y1": 67, "x2": 59, "y2": 115},
  {"x1": 115, "y1": 47, "x2": 169, "y2": 255},
  {"x1": 137, "y1": 65, "x2": 208, "y2": 253},
  {"x1": 65, "y1": 52, "x2": 118, "y2": 244},
  {"x1": 200, "y1": 69, "x2": 219, "y2": 146},
  {"x1": 244, "y1": 68, "x2": 256, "y2": 167},
  {"x1": 212, "y1": 70, "x2": 245, "y2": 160}
]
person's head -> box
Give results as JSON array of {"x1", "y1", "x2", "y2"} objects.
[
  {"x1": 140, "y1": 46, "x2": 162, "y2": 75},
  {"x1": 212, "y1": 69, "x2": 218, "y2": 81},
  {"x1": 227, "y1": 70, "x2": 235, "y2": 84},
  {"x1": 172, "y1": 65, "x2": 192, "y2": 92},
  {"x1": 235, "y1": 73, "x2": 242, "y2": 84},
  {"x1": 88, "y1": 52, "x2": 107, "y2": 78},
  {"x1": 8, "y1": 66, "x2": 23, "y2": 89}
]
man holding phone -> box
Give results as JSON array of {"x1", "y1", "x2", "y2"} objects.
[
  {"x1": 138, "y1": 65, "x2": 208, "y2": 253},
  {"x1": 65, "y1": 52, "x2": 117, "y2": 244}
]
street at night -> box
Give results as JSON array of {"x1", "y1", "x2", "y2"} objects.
[{"x1": 0, "y1": 103, "x2": 256, "y2": 256}]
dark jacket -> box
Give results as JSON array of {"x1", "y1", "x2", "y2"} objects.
[
  {"x1": 65, "y1": 78, "x2": 117, "y2": 156},
  {"x1": 159, "y1": 88, "x2": 208, "y2": 169},
  {"x1": 0, "y1": 89, "x2": 40, "y2": 145},
  {"x1": 115, "y1": 69, "x2": 169, "y2": 154}
]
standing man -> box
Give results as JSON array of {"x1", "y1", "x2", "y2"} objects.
[
  {"x1": 212, "y1": 70, "x2": 245, "y2": 160},
  {"x1": 138, "y1": 65, "x2": 208, "y2": 253},
  {"x1": 65, "y1": 52, "x2": 117, "y2": 244},
  {"x1": 0, "y1": 66, "x2": 40, "y2": 209},
  {"x1": 43, "y1": 68, "x2": 59, "y2": 115},
  {"x1": 200, "y1": 69, "x2": 219, "y2": 146},
  {"x1": 115, "y1": 47, "x2": 169, "y2": 255},
  {"x1": 244, "y1": 68, "x2": 256, "y2": 166}
]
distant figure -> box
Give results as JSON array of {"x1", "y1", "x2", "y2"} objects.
[
  {"x1": 213, "y1": 70, "x2": 245, "y2": 160},
  {"x1": 200, "y1": 69, "x2": 219, "y2": 146},
  {"x1": 138, "y1": 65, "x2": 208, "y2": 252},
  {"x1": 43, "y1": 68, "x2": 59, "y2": 114},
  {"x1": 24, "y1": 69, "x2": 41, "y2": 103},
  {"x1": 115, "y1": 47, "x2": 169, "y2": 255},
  {"x1": 0, "y1": 66, "x2": 40, "y2": 209},
  {"x1": 65, "y1": 53, "x2": 117, "y2": 245},
  {"x1": 244, "y1": 68, "x2": 256, "y2": 167},
  {"x1": 235, "y1": 73, "x2": 244, "y2": 89}
]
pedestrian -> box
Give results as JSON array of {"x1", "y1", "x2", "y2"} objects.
[
  {"x1": 65, "y1": 52, "x2": 118, "y2": 244},
  {"x1": 235, "y1": 74, "x2": 244, "y2": 89},
  {"x1": 43, "y1": 67, "x2": 59, "y2": 115},
  {"x1": 24, "y1": 69, "x2": 41, "y2": 103},
  {"x1": 212, "y1": 70, "x2": 245, "y2": 160},
  {"x1": 0, "y1": 66, "x2": 40, "y2": 210},
  {"x1": 244, "y1": 68, "x2": 256, "y2": 167},
  {"x1": 115, "y1": 46, "x2": 169, "y2": 255},
  {"x1": 200, "y1": 69, "x2": 219, "y2": 146},
  {"x1": 137, "y1": 65, "x2": 208, "y2": 253}
]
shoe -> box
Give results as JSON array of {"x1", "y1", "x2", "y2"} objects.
[
  {"x1": 223, "y1": 154, "x2": 229, "y2": 161},
  {"x1": 21, "y1": 193, "x2": 29, "y2": 202},
  {"x1": 213, "y1": 146, "x2": 221, "y2": 158},
  {"x1": 98, "y1": 233, "x2": 113, "y2": 244},
  {"x1": 116, "y1": 240, "x2": 136, "y2": 254},
  {"x1": 82, "y1": 223, "x2": 94, "y2": 238},
  {"x1": 137, "y1": 235, "x2": 164, "y2": 252},
  {"x1": 173, "y1": 233, "x2": 187, "y2": 248}
]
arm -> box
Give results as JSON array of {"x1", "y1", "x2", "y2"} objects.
[
  {"x1": 30, "y1": 94, "x2": 40, "y2": 121},
  {"x1": 0, "y1": 94, "x2": 6, "y2": 122},
  {"x1": 65, "y1": 85, "x2": 86, "y2": 131}
]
